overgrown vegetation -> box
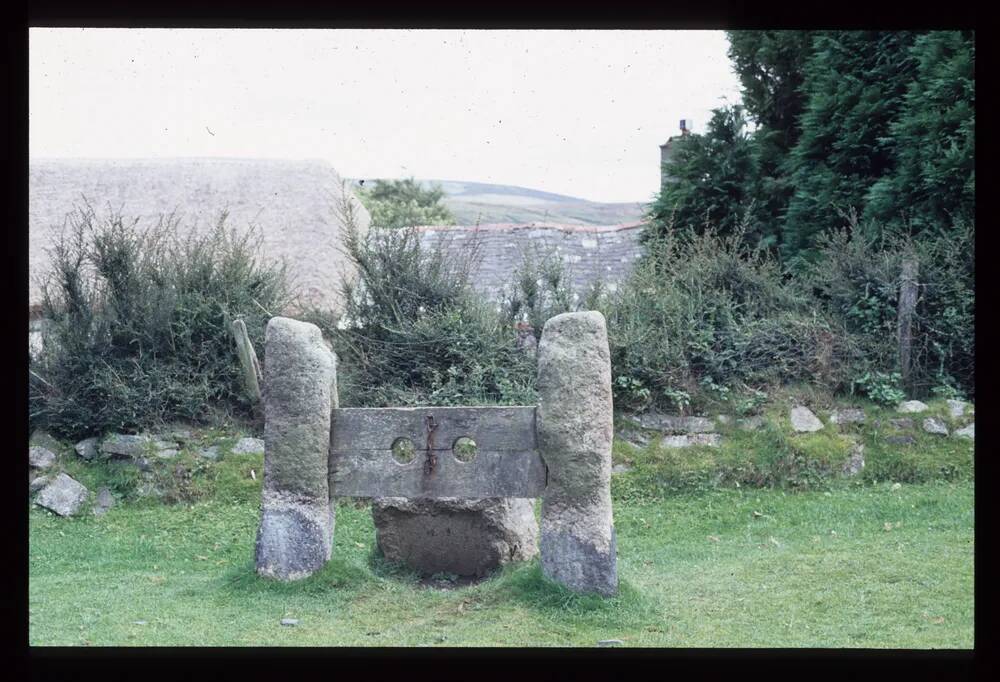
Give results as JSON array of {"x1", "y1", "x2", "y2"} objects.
[
  {"x1": 802, "y1": 214, "x2": 974, "y2": 398},
  {"x1": 302, "y1": 193, "x2": 536, "y2": 408},
  {"x1": 611, "y1": 399, "x2": 973, "y2": 504},
  {"x1": 601, "y1": 226, "x2": 860, "y2": 413},
  {"x1": 645, "y1": 30, "x2": 974, "y2": 399},
  {"x1": 29, "y1": 202, "x2": 291, "y2": 439},
  {"x1": 662, "y1": 30, "x2": 975, "y2": 262}
]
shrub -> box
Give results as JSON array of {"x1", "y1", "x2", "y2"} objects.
[
  {"x1": 29, "y1": 201, "x2": 291, "y2": 439},
  {"x1": 308, "y1": 192, "x2": 536, "y2": 408},
  {"x1": 356, "y1": 177, "x2": 456, "y2": 229},
  {"x1": 499, "y1": 241, "x2": 578, "y2": 342},
  {"x1": 805, "y1": 212, "x2": 974, "y2": 398},
  {"x1": 603, "y1": 225, "x2": 859, "y2": 413}
]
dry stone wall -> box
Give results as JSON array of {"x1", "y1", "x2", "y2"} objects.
[{"x1": 410, "y1": 222, "x2": 646, "y2": 300}]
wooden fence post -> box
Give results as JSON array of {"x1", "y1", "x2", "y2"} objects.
[
  {"x1": 898, "y1": 257, "x2": 919, "y2": 394},
  {"x1": 231, "y1": 319, "x2": 263, "y2": 404}
]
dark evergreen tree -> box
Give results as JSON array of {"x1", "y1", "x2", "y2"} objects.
[
  {"x1": 726, "y1": 31, "x2": 817, "y2": 251},
  {"x1": 864, "y1": 31, "x2": 975, "y2": 232},
  {"x1": 645, "y1": 105, "x2": 761, "y2": 244},
  {"x1": 726, "y1": 30, "x2": 813, "y2": 151},
  {"x1": 782, "y1": 31, "x2": 921, "y2": 266}
]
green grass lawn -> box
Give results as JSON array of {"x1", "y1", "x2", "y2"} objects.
[{"x1": 29, "y1": 477, "x2": 973, "y2": 647}]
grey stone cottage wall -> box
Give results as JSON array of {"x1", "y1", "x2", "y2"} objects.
[{"x1": 409, "y1": 222, "x2": 646, "y2": 302}]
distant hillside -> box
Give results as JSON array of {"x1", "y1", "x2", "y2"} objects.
[{"x1": 350, "y1": 178, "x2": 646, "y2": 226}]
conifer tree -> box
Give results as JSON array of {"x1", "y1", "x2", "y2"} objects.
[{"x1": 863, "y1": 31, "x2": 975, "y2": 232}]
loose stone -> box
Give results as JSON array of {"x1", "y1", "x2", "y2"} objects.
[
  {"x1": 790, "y1": 406, "x2": 823, "y2": 432},
  {"x1": 946, "y1": 399, "x2": 968, "y2": 419},
  {"x1": 30, "y1": 475, "x2": 51, "y2": 494},
  {"x1": 35, "y1": 473, "x2": 89, "y2": 517},
  {"x1": 100, "y1": 434, "x2": 151, "y2": 458},
  {"x1": 689, "y1": 433, "x2": 722, "y2": 447},
  {"x1": 29, "y1": 446, "x2": 57, "y2": 470},
  {"x1": 889, "y1": 418, "x2": 915, "y2": 430},
  {"x1": 74, "y1": 437, "x2": 100, "y2": 461},
  {"x1": 615, "y1": 430, "x2": 649, "y2": 448},
  {"x1": 922, "y1": 417, "x2": 949, "y2": 436},
  {"x1": 197, "y1": 446, "x2": 221, "y2": 461},
  {"x1": 30, "y1": 429, "x2": 63, "y2": 453},
  {"x1": 843, "y1": 443, "x2": 865, "y2": 476},
  {"x1": 598, "y1": 639, "x2": 624, "y2": 647},
  {"x1": 280, "y1": 618, "x2": 299, "y2": 627},
  {"x1": 232, "y1": 437, "x2": 265, "y2": 455},
  {"x1": 829, "y1": 408, "x2": 866, "y2": 425},
  {"x1": 636, "y1": 413, "x2": 715, "y2": 433},
  {"x1": 737, "y1": 416, "x2": 765, "y2": 431},
  {"x1": 897, "y1": 400, "x2": 929, "y2": 414},
  {"x1": 660, "y1": 435, "x2": 690, "y2": 448},
  {"x1": 954, "y1": 423, "x2": 974, "y2": 440},
  {"x1": 94, "y1": 487, "x2": 115, "y2": 515}
]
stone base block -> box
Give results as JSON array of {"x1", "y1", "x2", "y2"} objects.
[
  {"x1": 255, "y1": 495, "x2": 334, "y2": 581},
  {"x1": 541, "y1": 525, "x2": 618, "y2": 596},
  {"x1": 372, "y1": 497, "x2": 539, "y2": 577}
]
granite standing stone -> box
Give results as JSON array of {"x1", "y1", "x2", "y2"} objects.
[
  {"x1": 35, "y1": 473, "x2": 89, "y2": 516},
  {"x1": 255, "y1": 317, "x2": 337, "y2": 581},
  {"x1": 536, "y1": 311, "x2": 617, "y2": 596}
]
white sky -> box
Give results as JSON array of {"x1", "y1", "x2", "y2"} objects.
[{"x1": 29, "y1": 28, "x2": 742, "y2": 203}]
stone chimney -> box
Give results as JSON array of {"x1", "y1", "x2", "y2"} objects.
[{"x1": 659, "y1": 119, "x2": 693, "y2": 187}]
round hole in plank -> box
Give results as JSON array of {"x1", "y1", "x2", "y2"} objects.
[
  {"x1": 453, "y1": 436, "x2": 477, "y2": 463},
  {"x1": 390, "y1": 437, "x2": 416, "y2": 465}
]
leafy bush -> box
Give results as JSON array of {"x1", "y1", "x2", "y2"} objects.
[
  {"x1": 29, "y1": 202, "x2": 291, "y2": 439},
  {"x1": 804, "y1": 213, "x2": 974, "y2": 398},
  {"x1": 852, "y1": 371, "x2": 906, "y2": 406},
  {"x1": 356, "y1": 177, "x2": 456, "y2": 229},
  {"x1": 602, "y1": 225, "x2": 859, "y2": 413},
  {"x1": 308, "y1": 194, "x2": 535, "y2": 408},
  {"x1": 499, "y1": 241, "x2": 578, "y2": 342}
]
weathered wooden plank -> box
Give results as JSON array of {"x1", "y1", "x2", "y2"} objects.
[
  {"x1": 329, "y1": 406, "x2": 545, "y2": 498},
  {"x1": 331, "y1": 406, "x2": 536, "y2": 453}
]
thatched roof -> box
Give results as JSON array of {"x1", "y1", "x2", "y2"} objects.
[{"x1": 29, "y1": 158, "x2": 370, "y2": 315}]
